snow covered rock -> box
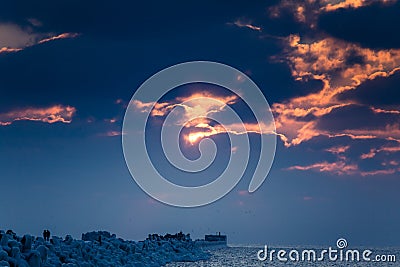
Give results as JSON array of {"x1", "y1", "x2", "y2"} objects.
[
  {"x1": 36, "y1": 245, "x2": 48, "y2": 264},
  {"x1": 27, "y1": 250, "x2": 41, "y2": 267},
  {"x1": 21, "y1": 235, "x2": 32, "y2": 253},
  {"x1": 0, "y1": 230, "x2": 209, "y2": 267}
]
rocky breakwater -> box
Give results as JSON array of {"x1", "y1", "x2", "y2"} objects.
[{"x1": 0, "y1": 230, "x2": 209, "y2": 267}]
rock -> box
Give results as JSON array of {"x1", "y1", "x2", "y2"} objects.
[
  {"x1": 0, "y1": 251, "x2": 7, "y2": 261},
  {"x1": 7, "y1": 240, "x2": 19, "y2": 248},
  {"x1": 10, "y1": 247, "x2": 21, "y2": 259},
  {"x1": 64, "y1": 235, "x2": 73, "y2": 245},
  {"x1": 50, "y1": 236, "x2": 62, "y2": 247},
  {"x1": 36, "y1": 245, "x2": 48, "y2": 264},
  {"x1": 21, "y1": 235, "x2": 32, "y2": 253},
  {"x1": 35, "y1": 237, "x2": 45, "y2": 245},
  {"x1": 0, "y1": 232, "x2": 8, "y2": 247},
  {"x1": 0, "y1": 230, "x2": 209, "y2": 266},
  {"x1": 15, "y1": 258, "x2": 29, "y2": 267},
  {"x1": 81, "y1": 231, "x2": 113, "y2": 242},
  {"x1": 27, "y1": 251, "x2": 41, "y2": 267}
]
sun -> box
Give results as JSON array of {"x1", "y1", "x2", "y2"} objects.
[{"x1": 186, "y1": 132, "x2": 206, "y2": 145}]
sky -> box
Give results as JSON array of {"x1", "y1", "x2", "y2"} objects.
[{"x1": 1, "y1": 0, "x2": 400, "y2": 246}]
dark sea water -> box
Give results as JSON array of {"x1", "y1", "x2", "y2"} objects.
[{"x1": 166, "y1": 246, "x2": 399, "y2": 267}]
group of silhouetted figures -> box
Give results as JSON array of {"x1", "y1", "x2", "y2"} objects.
[
  {"x1": 43, "y1": 229, "x2": 51, "y2": 241},
  {"x1": 147, "y1": 231, "x2": 190, "y2": 242}
]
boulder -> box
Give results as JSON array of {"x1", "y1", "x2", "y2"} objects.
[
  {"x1": 27, "y1": 251, "x2": 41, "y2": 267},
  {"x1": 21, "y1": 235, "x2": 32, "y2": 253}
]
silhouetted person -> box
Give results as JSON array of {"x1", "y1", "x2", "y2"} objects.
[
  {"x1": 47, "y1": 230, "x2": 51, "y2": 241},
  {"x1": 98, "y1": 235, "x2": 102, "y2": 245},
  {"x1": 43, "y1": 230, "x2": 47, "y2": 241},
  {"x1": 43, "y1": 230, "x2": 51, "y2": 241}
]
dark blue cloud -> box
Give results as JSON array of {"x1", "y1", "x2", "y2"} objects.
[
  {"x1": 317, "y1": 104, "x2": 399, "y2": 132},
  {"x1": 318, "y1": 2, "x2": 400, "y2": 49},
  {"x1": 338, "y1": 71, "x2": 400, "y2": 107},
  {"x1": 0, "y1": 1, "x2": 269, "y2": 39}
]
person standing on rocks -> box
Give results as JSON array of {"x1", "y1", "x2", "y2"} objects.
[
  {"x1": 43, "y1": 230, "x2": 47, "y2": 241},
  {"x1": 46, "y1": 230, "x2": 51, "y2": 241},
  {"x1": 43, "y1": 230, "x2": 51, "y2": 241}
]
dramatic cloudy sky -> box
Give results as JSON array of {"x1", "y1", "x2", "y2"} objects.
[{"x1": 1, "y1": 0, "x2": 399, "y2": 246}]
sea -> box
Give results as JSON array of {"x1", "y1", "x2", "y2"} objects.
[{"x1": 166, "y1": 246, "x2": 400, "y2": 267}]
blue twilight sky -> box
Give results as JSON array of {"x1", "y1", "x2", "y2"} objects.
[{"x1": 1, "y1": 0, "x2": 400, "y2": 246}]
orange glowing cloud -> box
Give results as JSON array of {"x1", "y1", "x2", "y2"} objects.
[
  {"x1": 0, "y1": 47, "x2": 22, "y2": 54},
  {"x1": 183, "y1": 120, "x2": 275, "y2": 145},
  {"x1": 269, "y1": 0, "x2": 397, "y2": 27},
  {"x1": 326, "y1": 145, "x2": 350, "y2": 154},
  {"x1": 287, "y1": 159, "x2": 399, "y2": 176},
  {"x1": 269, "y1": 2, "x2": 311, "y2": 25},
  {"x1": 371, "y1": 107, "x2": 400, "y2": 114},
  {"x1": 322, "y1": 0, "x2": 397, "y2": 12},
  {"x1": 0, "y1": 105, "x2": 76, "y2": 126},
  {"x1": 323, "y1": 0, "x2": 369, "y2": 11},
  {"x1": 131, "y1": 99, "x2": 156, "y2": 113},
  {"x1": 271, "y1": 34, "x2": 400, "y2": 146},
  {"x1": 176, "y1": 92, "x2": 238, "y2": 105},
  {"x1": 360, "y1": 168, "x2": 396, "y2": 176},
  {"x1": 287, "y1": 160, "x2": 359, "y2": 175},
  {"x1": 231, "y1": 19, "x2": 262, "y2": 32},
  {"x1": 105, "y1": 118, "x2": 118, "y2": 123},
  {"x1": 103, "y1": 131, "x2": 124, "y2": 137},
  {"x1": 341, "y1": 124, "x2": 400, "y2": 143},
  {"x1": 360, "y1": 149, "x2": 376, "y2": 159},
  {"x1": 380, "y1": 146, "x2": 400, "y2": 153},
  {"x1": 360, "y1": 144, "x2": 400, "y2": 159},
  {"x1": 132, "y1": 92, "x2": 276, "y2": 146},
  {"x1": 38, "y1": 33, "x2": 80, "y2": 44},
  {"x1": 131, "y1": 92, "x2": 239, "y2": 120},
  {"x1": 186, "y1": 132, "x2": 206, "y2": 144},
  {"x1": 0, "y1": 22, "x2": 80, "y2": 54},
  {"x1": 132, "y1": 93, "x2": 232, "y2": 143},
  {"x1": 273, "y1": 103, "x2": 351, "y2": 118},
  {"x1": 263, "y1": 0, "x2": 400, "y2": 177},
  {"x1": 285, "y1": 35, "x2": 400, "y2": 94}
]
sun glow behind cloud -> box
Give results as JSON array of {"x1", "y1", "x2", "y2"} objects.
[
  {"x1": 187, "y1": 131, "x2": 207, "y2": 145},
  {"x1": 132, "y1": 91, "x2": 276, "y2": 148}
]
